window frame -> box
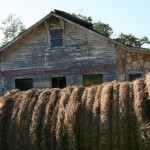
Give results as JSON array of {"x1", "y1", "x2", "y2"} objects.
[
  {"x1": 82, "y1": 74, "x2": 103, "y2": 87},
  {"x1": 14, "y1": 77, "x2": 33, "y2": 91},
  {"x1": 51, "y1": 76, "x2": 66, "y2": 89},
  {"x1": 50, "y1": 29, "x2": 63, "y2": 48},
  {"x1": 126, "y1": 71, "x2": 144, "y2": 81}
]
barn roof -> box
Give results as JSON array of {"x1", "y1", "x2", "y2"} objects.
[
  {"x1": 0, "y1": 9, "x2": 150, "y2": 54},
  {"x1": 54, "y1": 9, "x2": 93, "y2": 29}
]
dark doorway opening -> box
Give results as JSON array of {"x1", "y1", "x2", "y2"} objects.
[
  {"x1": 52, "y1": 77, "x2": 66, "y2": 89},
  {"x1": 15, "y1": 78, "x2": 33, "y2": 91},
  {"x1": 129, "y1": 73, "x2": 142, "y2": 81}
]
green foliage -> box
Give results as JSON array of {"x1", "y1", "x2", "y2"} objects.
[
  {"x1": 93, "y1": 21, "x2": 113, "y2": 37},
  {"x1": 115, "y1": 33, "x2": 150, "y2": 47},
  {"x1": 0, "y1": 13, "x2": 26, "y2": 45},
  {"x1": 71, "y1": 12, "x2": 150, "y2": 47},
  {"x1": 71, "y1": 13, "x2": 113, "y2": 37},
  {"x1": 71, "y1": 13, "x2": 93, "y2": 23}
]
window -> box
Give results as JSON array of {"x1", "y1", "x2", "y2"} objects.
[
  {"x1": 15, "y1": 78, "x2": 33, "y2": 91},
  {"x1": 52, "y1": 77, "x2": 66, "y2": 89},
  {"x1": 50, "y1": 30, "x2": 63, "y2": 48},
  {"x1": 129, "y1": 73, "x2": 142, "y2": 81},
  {"x1": 83, "y1": 74, "x2": 103, "y2": 86}
]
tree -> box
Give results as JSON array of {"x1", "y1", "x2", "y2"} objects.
[
  {"x1": 71, "y1": 13, "x2": 113, "y2": 37},
  {"x1": 71, "y1": 13, "x2": 150, "y2": 47},
  {"x1": 115, "y1": 33, "x2": 150, "y2": 47},
  {"x1": 93, "y1": 21, "x2": 113, "y2": 37},
  {"x1": 71, "y1": 13, "x2": 93, "y2": 23},
  {"x1": 0, "y1": 13, "x2": 26, "y2": 45}
]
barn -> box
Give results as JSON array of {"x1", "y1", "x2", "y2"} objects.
[{"x1": 0, "y1": 9, "x2": 150, "y2": 95}]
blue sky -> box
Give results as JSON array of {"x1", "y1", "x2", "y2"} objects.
[{"x1": 0, "y1": 0, "x2": 150, "y2": 47}]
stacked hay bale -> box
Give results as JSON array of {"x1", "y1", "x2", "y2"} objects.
[{"x1": 0, "y1": 78, "x2": 150, "y2": 150}]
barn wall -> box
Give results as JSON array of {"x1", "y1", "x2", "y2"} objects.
[{"x1": 0, "y1": 16, "x2": 116, "y2": 94}]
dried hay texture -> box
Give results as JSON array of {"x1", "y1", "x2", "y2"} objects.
[{"x1": 0, "y1": 79, "x2": 150, "y2": 150}]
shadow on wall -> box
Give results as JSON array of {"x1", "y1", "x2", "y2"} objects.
[{"x1": 0, "y1": 74, "x2": 150, "y2": 149}]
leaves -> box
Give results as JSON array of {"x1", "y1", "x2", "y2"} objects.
[
  {"x1": 71, "y1": 13, "x2": 113, "y2": 38},
  {"x1": 115, "y1": 33, "x2": 150, "y2": 47},
  {"x1": 93, "y1": 21, "x2": 113, "y2": 37},
  {"x1": 71, "y1": 13, "x2": 93, "y2": 23},
  {"x1": 0, "y1": 13, "x2": 26, "y2": 45},
  {"x1": 71, "y1": 12, "x2": 150, "y2": 47}
]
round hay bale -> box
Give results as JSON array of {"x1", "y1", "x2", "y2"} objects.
[{"x1": 0, "y1": 79, "x2": 149, "y2": 149}]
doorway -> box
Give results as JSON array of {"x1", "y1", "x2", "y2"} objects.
[
  {"x1": 15, "y1": 78, "x2": 33, "y2": 90},
  {"x1": 52, "y1": 77, "x2": 66, "y2": 88}
]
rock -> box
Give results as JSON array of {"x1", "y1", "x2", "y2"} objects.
[
  {"x1": 131, "y1": 53, "x2": 137, "y2": 61},
  {"x1": 144, "y1": 62, "x2": 150, "y2": 69},
  {"x1": 138, "y1": 59, "x2": 144, "y2": 67},
  {"x1": 116, "y1": 49, "x2": 123, "y2": 60},
  {"x1": 144, "y1": 54, "x2": 150, "y2": 61},
  {"x1": 116, "y1": 60, "x2": 125, "y2": 74},
  {"x1": 132, "y1": 60, "x2": 141, "y2": 70},
  {"x1": 116, "y1": 53, "x2": 122, "y2": 60},
  {"x1": 117, "y1": 73, "x2": 125, "y2": 81},
  {"x1": 125, "y1": 52, "x2": 131, "y2": 57},
  {"x1": 137, "y1": 53, "x2": 143, "y2": 59},
  {"x1": 126, "y1": 57, "x2": 132, "y2": 63},
  {"x1": 125, "y1": 64, "x2": 132, "y2": 70}
]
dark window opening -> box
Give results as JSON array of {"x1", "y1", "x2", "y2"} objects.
[
  {"x1": 129, "y1": 73, "x2": 142, "y2": 81},
  {"x1": 52, "y1": 77, "x2": 66, "y2": 89},
  {"x1": 83, "y1": 74, "x2": 103, "y2": 87},
  {"x1": 50, "y1": 30, "x2": 63, "y2": 47},
  {"x1": 15, "y1": 78, "x2": 33, "y2": 91}
]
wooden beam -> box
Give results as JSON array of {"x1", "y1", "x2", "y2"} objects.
[
  {"x1": 44, "y1": 20, "x2": 51, "y2": 48},
  {"x1": 60, "y1": 20, "x2": 65, "y2": 30}
]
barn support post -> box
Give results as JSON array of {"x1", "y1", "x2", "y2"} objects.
[
  {"x1": 60, "y1": 20, "x2": 65, "y2": 30},
  {"x1": 44, "y1": 20, "x2": 51, "y2": 49}
]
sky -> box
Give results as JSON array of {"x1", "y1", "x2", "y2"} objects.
[{"x1": 0, "y1": 0, "x2": 150, "y2": 47}]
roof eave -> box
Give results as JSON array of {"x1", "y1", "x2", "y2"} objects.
[{"x1": 0, "y1": 12, "x2": 54, "y2": 52}]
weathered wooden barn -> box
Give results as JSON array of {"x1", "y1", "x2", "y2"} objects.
[{"x1": 0, "y1": 9, "x2": 150, "y2": 95}]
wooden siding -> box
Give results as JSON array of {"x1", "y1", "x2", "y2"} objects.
[{"x1": 0, "y1": 16, "x2": 117, "y2": 94}]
